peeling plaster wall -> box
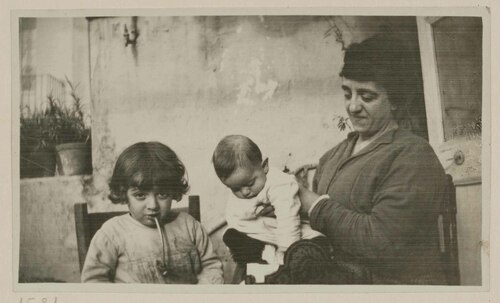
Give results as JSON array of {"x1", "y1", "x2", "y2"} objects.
[
  {"x1": 19, "y1": 176, "x2": 85, "y2": 282},
  {"x1": 19, "y1": 17, "x2": 91, "y2": 119},
  {"x1": 86, "y1": 16, "x2": 420, "y2": 280},
  {"x1": 88, "y1": 16, "x2": 418, "y2": 222}
]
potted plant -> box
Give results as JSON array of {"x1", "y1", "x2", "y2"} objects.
[
  {"x1": 53, "y1": 78, "x2": 92, "y2": 176},
  {"x1": 20, "y1": 78, "x2": 92, "y2": 178}
]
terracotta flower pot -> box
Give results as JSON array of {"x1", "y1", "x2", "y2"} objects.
[{"x1": 55, "y1": 142, "x2": 92, "y2": 176}]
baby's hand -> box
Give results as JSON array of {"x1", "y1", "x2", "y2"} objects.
[{"x1": 256, "y1": 204, "x2": 275, "y2": 217}]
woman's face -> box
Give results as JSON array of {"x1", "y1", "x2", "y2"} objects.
[{"x1": 341, "y1": 78, "x2": 394, "y2": 140}]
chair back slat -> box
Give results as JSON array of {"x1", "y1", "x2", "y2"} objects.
[
  {"x1": 188, "y1": 195, "x2": 201, "y2": 222},
  {"x1": 439, "y1": 174, "x2": 460, "y2": 285}
]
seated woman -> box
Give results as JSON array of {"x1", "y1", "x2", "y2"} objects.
[{"x1": 299, "y1": 34, "x2": 449, "y2": 285}]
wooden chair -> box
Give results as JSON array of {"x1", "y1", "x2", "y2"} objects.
[
  {"x1": 74, "y1": 195, "x2": 201, "y2": 272},
  {"x1": 438, "y1": 174, "x2": 461, "y2": 285}
]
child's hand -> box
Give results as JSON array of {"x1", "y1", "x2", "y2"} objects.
[{"x1": 256, "y1": 204, "x2": 275, "y2": 217}]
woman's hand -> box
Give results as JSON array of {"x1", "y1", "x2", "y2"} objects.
[{"x1": 298, "y1": 183, "x2": 320, "y2": 217}]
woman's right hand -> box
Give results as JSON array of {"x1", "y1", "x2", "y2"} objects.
[{"x1": 298, "y1": 183, "x2": 320, "y2": 217}]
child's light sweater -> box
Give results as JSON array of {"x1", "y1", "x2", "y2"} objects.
[
  {"x1": 225, "y1": 167, "x2": 322, "y2": 253},
  {"x1": 81, "y1": 212, "x2": 223, "y2": 284}
]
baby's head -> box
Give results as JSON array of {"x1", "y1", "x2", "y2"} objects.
[
  {"x1": 212, "y1": 135, "x2": 268, "y2": 199},
  {"x1": 108, "y1": 142, "x2": 189, "y2": 227}
]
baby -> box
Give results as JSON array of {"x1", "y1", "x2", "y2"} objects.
[
  {"x1": 212, "y1": 135, "x2": 322, "y2": 265},
  {"x1": 81, "y1": 142, "x2": 223, "y2": 284}
]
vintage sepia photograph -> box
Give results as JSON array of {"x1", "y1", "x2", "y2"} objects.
[{"x1": 10, "y1": 5, "x2": 492, "y2": 299}]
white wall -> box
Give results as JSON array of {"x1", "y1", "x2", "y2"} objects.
[
  {"x1": 19, "y1": 176, "x2": 84, "y2": 282},
  {"x1": 20, "y1": 18, "x2": 91, "y2": 119},
  {"x1": 87, "y1": 16, "x2": 415, "y2": 226}
]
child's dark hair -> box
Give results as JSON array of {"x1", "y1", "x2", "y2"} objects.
[
  {"x1": 108, "y1": 141, "x2": 189, "y2": 204},
  {"x1": 212, "y1": 135, "x2": 262, "y2": 180}
]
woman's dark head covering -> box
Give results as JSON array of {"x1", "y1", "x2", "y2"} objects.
[{"x1": 340, "y1": 34, "x2": 421, "y2": 124}]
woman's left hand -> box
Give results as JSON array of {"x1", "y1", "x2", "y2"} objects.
[{"x1": 298, "y1": 183, "x2": 320, "y2": 217}]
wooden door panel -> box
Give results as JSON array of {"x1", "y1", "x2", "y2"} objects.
[{"x1": 417, "y1": 16, "x2": 484, "y2": 286}]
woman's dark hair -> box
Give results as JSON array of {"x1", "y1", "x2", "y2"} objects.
[
  {"x1": 340, "y1": 34, "x2": 421, "y2": 123},
  {"x1": 108, "y1": 141, "x2": 189, "y2": 204}
]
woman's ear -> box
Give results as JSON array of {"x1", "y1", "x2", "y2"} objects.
[{"x1": 262, "y1": 158, "x2": 269, "y2": 174}]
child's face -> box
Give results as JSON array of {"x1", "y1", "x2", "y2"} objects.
[
  {"x1": 222, "y1": 160, "x2": 269, "y2": 199},
  {"x1": 126, "y1": 187, "x2": 173, "y2": 228}
]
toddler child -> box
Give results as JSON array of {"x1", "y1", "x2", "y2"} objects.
[
  {"x1": 212, "y1": 135, "x2": 323, "y2": 265},
  {"x1": 82, "y1": 142, "x2": 223, "y2": 284}
]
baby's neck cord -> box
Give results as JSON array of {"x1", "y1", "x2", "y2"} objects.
[{"x1": 154, "y1": 217, "x2": 168, "y2": 276}]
